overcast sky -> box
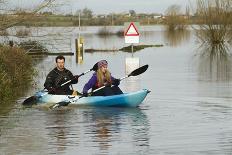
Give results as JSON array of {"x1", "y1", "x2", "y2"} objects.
[{"x1": 10, "y1": 0, "x2": 195, "y2": 14}]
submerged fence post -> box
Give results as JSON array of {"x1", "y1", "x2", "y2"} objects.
[
  {"x1": 9, "y1": 40, "x2": 14, "y2": 47},
  {"x1": 75, "y1": 37, "x2": 84, "y2": 64}
]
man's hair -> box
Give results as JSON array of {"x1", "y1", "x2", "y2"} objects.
[{"x1": 56, "y1": 55, "x2": 65, "y2": 63}]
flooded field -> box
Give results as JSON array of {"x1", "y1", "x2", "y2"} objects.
[{"x1": 1, "y1": 26, "x2": 232, "y2": 154}]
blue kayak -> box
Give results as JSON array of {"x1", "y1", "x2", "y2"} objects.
[{"x1": 35, "y1": 89, "x2": 150, "y2": 107}]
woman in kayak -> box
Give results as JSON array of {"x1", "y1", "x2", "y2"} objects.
[{"x1": 82, "y1": 60, "x2": 123, "y2": 97}]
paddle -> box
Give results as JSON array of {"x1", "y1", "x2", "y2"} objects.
[
  {"x1": 22, "y1": 62, "x2": 98, "y2": 106},
  {"x1": 51, "y1": 64, "x2": 149, "y2": 109}
]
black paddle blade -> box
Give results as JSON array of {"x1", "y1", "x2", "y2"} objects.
[
  {"x1": 22, "y1": 96, "x2": 38, "y2": 105},
  {"x1": 91, "y1": 62, "x2": 98, "y2": 71},
  {"x1": 51, "y1": 101, "x2": 70, "y2": 109},
  {"x1": 128, "y1": 64, "x2": 149, "y2": 77}
]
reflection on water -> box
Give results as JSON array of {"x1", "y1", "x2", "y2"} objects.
[
  {"x1": 0, "y1": 106, "x2": 149, "y2": 155},
  {"x1": 45, "y1": 109, "x2": 75, "y2": 153},
  {"x1": 123, "y1": 77, "x2": 141, "y2": 92},
  {"x1": 51, "y1": 107, "x2": 149, "y2": 154},
  {"x1": 83, "y1": 107, "x2": 121, "y2": 151},
  {"x1": 196, "y1": 43, "x2": 232, "y2": 81},
  {"x1": 80, "y1": 107, "x2": 149, "y2": 154},
  {"x1": 164, "y1": 29, "x2": 190, "y2": 47}
]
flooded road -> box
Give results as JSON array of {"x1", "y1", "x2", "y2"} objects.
[{"x1": 1, "y1": 26, "x2": 232, "y2": 154}]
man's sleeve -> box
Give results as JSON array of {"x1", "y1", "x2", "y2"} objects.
[{"x1": 44, "y1": 71, "x2": 54, "y2": 89}]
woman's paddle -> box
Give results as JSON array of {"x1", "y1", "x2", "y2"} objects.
[
  {"x1": 52, "y1": 64, "x2": 149, "y2": 109},
  {"x1": 22, "y1": 62, "x2": 98, "y2": 106}
]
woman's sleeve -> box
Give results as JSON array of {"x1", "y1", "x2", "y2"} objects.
[{"x1": 82, "y1": 75, "x2": 97, "y2": 93}]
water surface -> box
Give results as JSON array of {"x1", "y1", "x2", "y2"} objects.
[{"x1": 1, "y1": 26, "x2": 232, "y2": 154}]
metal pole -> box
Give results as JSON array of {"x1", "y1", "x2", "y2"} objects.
[
  {"x1": 131, "y1": 44, "x2": 134, "y2": 57},
  {"x1": 78, "y1": 12, "x2": 80, "y2": 39}
]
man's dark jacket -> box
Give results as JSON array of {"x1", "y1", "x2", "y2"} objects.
[{"x1": 44, "y1": 67, "x2": 78, "y2": 95}]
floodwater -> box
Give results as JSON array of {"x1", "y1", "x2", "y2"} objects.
[{"x1": 1, "y1": 26, "x2": 232, "y2": 154}]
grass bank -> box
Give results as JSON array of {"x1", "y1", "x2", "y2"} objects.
[
  {"x1": 119, "y1": 44, "x2": 164, "y2": 52},
  {"x1": 0, "y1": 46, "x2": 35, "y2": 103}
]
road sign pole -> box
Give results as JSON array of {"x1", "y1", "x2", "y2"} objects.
[
  {"x1": 124, "y1": 22, "x2": 140, "y2": 74},
  {"x1": 131, "y1": 44, "x2": 134, "y2": 57}
]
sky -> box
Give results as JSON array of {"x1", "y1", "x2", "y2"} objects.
[{"x1": 10, "y1": 0, "x2": 195, "y2": 14}]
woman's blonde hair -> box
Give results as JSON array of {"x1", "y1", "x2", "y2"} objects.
[{"x1": 97, "y1": 68, "x2": 111, "y2": 86}]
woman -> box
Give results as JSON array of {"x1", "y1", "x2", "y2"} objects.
[{"x1": 82, "y1": 60, "x2": 123, "y2": 97}]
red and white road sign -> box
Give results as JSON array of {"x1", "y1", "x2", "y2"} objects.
[{"x1": 124, "y1": 22, "x2": 139, "y2": 44}]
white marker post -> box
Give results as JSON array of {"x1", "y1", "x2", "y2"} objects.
[{"x1": 124, "y1": 22, "x2": 140, "y2": 74}]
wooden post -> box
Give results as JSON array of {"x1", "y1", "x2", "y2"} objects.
[
  {"x1": 75, "y1": 37, "x2": 84, "y2": 64},
  {"x1": 9, "y1": 41, "x2": 14, "y2": 47}
]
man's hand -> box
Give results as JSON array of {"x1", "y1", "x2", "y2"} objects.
[
  {"x1": 48, "y1": 87, "x2": 56, "y2": 94},
  {"x1": 72, "y1": 75, "x2": 79, "y2": 84}
]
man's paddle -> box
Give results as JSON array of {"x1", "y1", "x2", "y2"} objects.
[
  {"x1": 22, "y1": 62, "x2": 98, "y2": 106},
  {"x1": 51, "y1": 64, "x2": 149, "y2": 109}
]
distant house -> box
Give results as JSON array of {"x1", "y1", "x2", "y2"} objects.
[
  {"x1": 97, "y1": 14, "x2": 106, "y2": 18},
  {"x1": 153, "y1": 14, "x2": 163, "y2": 19}
]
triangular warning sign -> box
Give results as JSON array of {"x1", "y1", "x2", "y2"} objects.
[{"x1": 125, "y1": 22, "x2": 139, "y2": 36}]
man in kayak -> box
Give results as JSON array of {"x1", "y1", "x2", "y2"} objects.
[
  {"x1": 82, "y1": 60, "x2": 123, "y2": 97},
  {"x1": 44, "y1": 55, "x2": 79, "y2": 95}
]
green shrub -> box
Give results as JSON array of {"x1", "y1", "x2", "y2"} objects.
[{"x1": 0, "y1": 46, "x2": 35, "y2": 103}]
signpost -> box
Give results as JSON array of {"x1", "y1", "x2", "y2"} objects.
[
  {"x1": 124, "y1": 22, "x2": 140, "y2": 74},
  {"x1": 124, "y1": 22, "x2": 140, "y2": 44},
  {"x1": 124, "y1": 22, "x2": 140, "y2": 55}
]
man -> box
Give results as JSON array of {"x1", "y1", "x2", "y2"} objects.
[{"x1": 44, "y1": 55, "x2": 78, "y2": 95}]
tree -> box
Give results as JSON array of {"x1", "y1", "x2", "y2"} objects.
[
  {"x1": 82, "y1": 8, "x2": 93, "y2": 18},
  {"x1": 195, "y1": 0, "x2": 232, "y2": 45},
  {"x1": 0, "y1": 0, "x2": 57, "y2": 31},
  {"x1": 129, "y1": 10, "x2": 136, "y2": 17},
  {"x1": 165, "y1": 4, "x2": 186, "y2": 30}
]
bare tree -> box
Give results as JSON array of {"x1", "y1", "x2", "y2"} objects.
[
  {"x1": 82, "y1": 7, "x2": 93, "y2": 18},
  {"x1": 194, "y1": 0, "x2": 232, "y2": 81},
  {"x1": 165, "y1": 4, "x2": 187, "y2": 31},
  {"x1": 0, "y1": 0, "x2": 57, "y2": 31},
  {"x1": 195, "y1": 0, "x2": 232, "y2": 46}
]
